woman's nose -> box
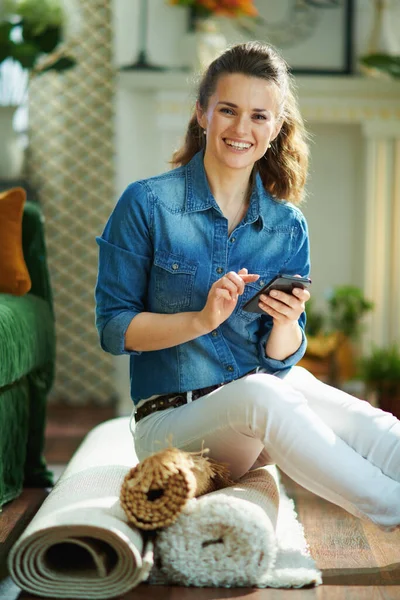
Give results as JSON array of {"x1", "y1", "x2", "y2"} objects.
[{"x1": 232, "y1": 116, "x2": 249, "y2": 137}]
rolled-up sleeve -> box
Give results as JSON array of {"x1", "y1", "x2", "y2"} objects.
[
  {"x1": 95, "y1": 181, "x2": 152, "y2": 355},
  {"x1": 257, "y1": 314, "x2": 307, "y2": 374},
  {"x1": 256, "y1": 212, "x2": 310, "y2": 373}
]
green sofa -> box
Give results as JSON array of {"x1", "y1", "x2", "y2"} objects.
[{"x1": 0, "y1": 201, "x2": 55, "y2": 508}]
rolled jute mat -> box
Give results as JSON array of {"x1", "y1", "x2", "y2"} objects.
[
  {"x1": 8, "y1": 418, "x2": 153, "y2": 599},
  {"x1": 120, "y1": 447, "x2": 235, "y2": 530}
]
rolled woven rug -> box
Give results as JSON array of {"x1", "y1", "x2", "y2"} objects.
[
  {"x1": 150, "y1": 466, "x2": 280, "y2": 587},
  {"x1": 8, "y1": 418, "x2": 153, "y2": 599},
  {"x1": 120, "y1": 447, "x2": 234, "y2": 530}
]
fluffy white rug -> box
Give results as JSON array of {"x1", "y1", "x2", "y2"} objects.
[{"x1": 149, "y1": 465, "x2": 322, "y2": 588}]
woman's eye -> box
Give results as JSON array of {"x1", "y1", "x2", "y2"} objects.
[
  {"x1": 253, "y1": 114, "x2": 267, "y2": 121},
  {"x1": 220, "y1": 107, "x2": 234, "y2": 115}
]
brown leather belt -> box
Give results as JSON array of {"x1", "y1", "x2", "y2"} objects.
[{"x1": 134, "y1": 368, "x2": 258, "y2": 423}]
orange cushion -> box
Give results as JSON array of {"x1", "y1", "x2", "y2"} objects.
[{"x1": 0, "y1": 187, "x2": 31, "y2": 296}]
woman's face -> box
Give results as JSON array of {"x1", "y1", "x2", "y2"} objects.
[{"x1": 197, "y1": 73, "x2": 282, "y2": 175}]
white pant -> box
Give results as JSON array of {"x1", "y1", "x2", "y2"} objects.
[{"x1": 132, "y1": 367, "x2": 400, "y2": 530}]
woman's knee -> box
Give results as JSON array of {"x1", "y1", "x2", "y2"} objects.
[
  {"x1": 234, "y1": 373, "x2": 307, "y2": 413},
  {"x1": 221, "y1": 373, "x2": 306, "y2": 439}
]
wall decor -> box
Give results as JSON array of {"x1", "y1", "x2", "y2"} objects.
[{"x1": 250, "y1": 0, "x2": 354, "y2": 75}]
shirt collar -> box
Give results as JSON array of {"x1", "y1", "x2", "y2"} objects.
[{"x1": 185, "y1": 150, "x2": 265, "y2": 228}]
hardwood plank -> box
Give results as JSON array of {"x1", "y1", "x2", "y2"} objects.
[
  {"x1": 280, "y1": 471, "x2": 400, "y2": 590},
  {"x1": 20, "y1": 584, "x2": 318, "y2": 599},
  {"x1": 0, "y1": 489, "x2": 47, "y2": 558},
  {"x1": 44, "y1": 404, "x2": 116, "y2": 464},
  {"x1": 360, "y1": 520, "x2": 400, "y2": 585},
  {"x1": 316, "y1": 588, "x2": 400, "y2": 600}
]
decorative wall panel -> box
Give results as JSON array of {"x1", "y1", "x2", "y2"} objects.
[{"x1": 28, "y1": 0, "x2": 115, "y2": 405}]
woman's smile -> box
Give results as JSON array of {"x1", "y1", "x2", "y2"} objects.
[{"x1": 223, "y1": 138, "x2": 253, "y2": 152}]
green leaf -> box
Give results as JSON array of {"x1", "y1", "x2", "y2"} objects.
[
  {"x1": 360, "y1": 345, "x2": 400, "y2": 385},
  {"x1": 11, "y1": 41, "x2": 40, "y2": 69},
  {"x1": 327, "y1": 285, "x2": 374, "y2": 339},
  {"x1": 22, "y1": 22, "x2": 61, "y2": 54},
  {"x1": 360, "y1": 54, "x2": 400, "y2": 79},
  {"x1": 37, "y1": 55, "x2": 76, "y2": 73},
  {"x1": 0, "y1": 21, "x2": 14, "y2": 44}
]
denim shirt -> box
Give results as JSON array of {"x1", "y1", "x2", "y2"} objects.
[{"x1": 95, "y1": 151, "x2": 310, "y2": 404}]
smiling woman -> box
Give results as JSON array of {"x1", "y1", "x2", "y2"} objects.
[{"x1": 95, "y1": 41, "x2": 400, "y2": 534}]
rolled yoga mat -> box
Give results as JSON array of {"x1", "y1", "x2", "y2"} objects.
[{"x1": 8, "y1": 418, "x2": 153, "y2": 599}]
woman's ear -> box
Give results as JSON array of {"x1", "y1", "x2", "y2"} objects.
[
  {"x1": 196, "y1": 101, "x2": 207, "y2": 131},
  {"x1": 271, "y1": 117, "x2": 283, "y2": 143}
]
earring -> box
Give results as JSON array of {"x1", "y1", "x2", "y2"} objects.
[
  {"x1": 268, "y1": 143, "x2": 271, "y2": 148},
  {"x1": 203, "y1": 130, "x2": 206, "y2": 135}
]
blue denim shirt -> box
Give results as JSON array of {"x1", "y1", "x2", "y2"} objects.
[{"x1": 95, "y1": 151, "x2": 310, "y2": 404}]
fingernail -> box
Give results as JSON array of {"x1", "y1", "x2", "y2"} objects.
[{"x1": 270, "y1": 290, "x2": 278, "y2": 297}]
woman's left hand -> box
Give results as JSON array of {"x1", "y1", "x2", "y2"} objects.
[{"x1": 258, "y1": 279, "x2": 310, "y2": 326}]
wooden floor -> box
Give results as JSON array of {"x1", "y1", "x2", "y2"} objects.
[{"x1": 1, "y1": 404, "x2": 400, "y2": 600}]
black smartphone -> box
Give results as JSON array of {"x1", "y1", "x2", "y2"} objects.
[{"x1": 242, "y1": 274, "x2": 312, "y2": 314}]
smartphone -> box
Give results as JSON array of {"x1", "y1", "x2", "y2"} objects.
[{"x1": 242, "y1": 274, "x2": 312, "y2": 314}]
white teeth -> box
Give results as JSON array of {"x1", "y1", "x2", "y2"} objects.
[{"x1": 225, "y1": 139, "x2": 251, "y2": 150}]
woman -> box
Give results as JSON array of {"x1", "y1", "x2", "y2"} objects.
[{"x1": 95, "y1": 42, "x2": 400, "y2": 531}]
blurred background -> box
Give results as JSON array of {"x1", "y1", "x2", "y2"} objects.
[{"x1": 1, "y1": 0, "x2": 399, "y2": 417}]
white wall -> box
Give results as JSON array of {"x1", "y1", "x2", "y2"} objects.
[{"x1": 302, "y1": 123, "x2": 365, "y2": 307}]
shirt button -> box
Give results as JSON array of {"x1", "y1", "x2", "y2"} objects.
[
  {"x1": 211, "y1": 330, "x2": 218, "y2": 337},
  {"x1": 227, "y1": 365, "x2": 234, "y2": 372},
  {"x1": 259, "y1": 280, "x2": 265, "y2": 287},
  {"x1": 230, "y1": 237, "x2": 236, "y2": 243},
  {"x1": 172, "y1": 263, "x2": 179, "y2": 270},
  {"x1": 216, "y1": 267, "x2": 224, "y2": 274}
]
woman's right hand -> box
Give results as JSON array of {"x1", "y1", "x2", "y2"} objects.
[{"x1": 197, "y1": 268, "x2": 260, "y2": 332}]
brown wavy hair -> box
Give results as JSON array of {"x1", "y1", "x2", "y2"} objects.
[{"x1": 171, "y1": 41, "x2": 309, "y2": 205}]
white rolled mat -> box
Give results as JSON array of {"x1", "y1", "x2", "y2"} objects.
[{"x1": 8, "y1": 418, "x2": 153, "y2": 599}]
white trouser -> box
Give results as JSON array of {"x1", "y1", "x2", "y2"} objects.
[{"x1": 132, "y1": 367, "x2": 400, "y2": 530}]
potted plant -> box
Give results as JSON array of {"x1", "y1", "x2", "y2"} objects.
[
  {"x1": 326, "y1": 285, "x2": 374, "y2": 385},
  {"x1": 327, "y1": 285, "x2": 374, "y2": 340},
  {"x1": 298, "y1": 298, "x2": 337, "y2": 381},
  {"x1": 0, "y1": 0, "x2": 77, "y2": 75},
  {"x1": 300, "y1": 286, "x2": 374, "y2": 386},
  {"x1": 359, "y1": 345, "x2": 400, "y2": 419},
  {"x1": 0, "y1": 0, "x2": 78, "y2": 177}
]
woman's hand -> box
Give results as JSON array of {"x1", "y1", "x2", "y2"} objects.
[
  {"x1": 258, "y1": 277, "x2": 310, "y2": 327},
  {"x1": 198, "y1": 268, "x2": 259, "y2": 332}
]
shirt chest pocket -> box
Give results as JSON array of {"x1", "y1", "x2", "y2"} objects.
[{"x1": 154, "y1": 250, "x2": 198, "y2": 313}]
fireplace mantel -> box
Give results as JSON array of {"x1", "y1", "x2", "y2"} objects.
[{"x1": 118, "y1": 72, "x2": 400, "y2": 123}]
